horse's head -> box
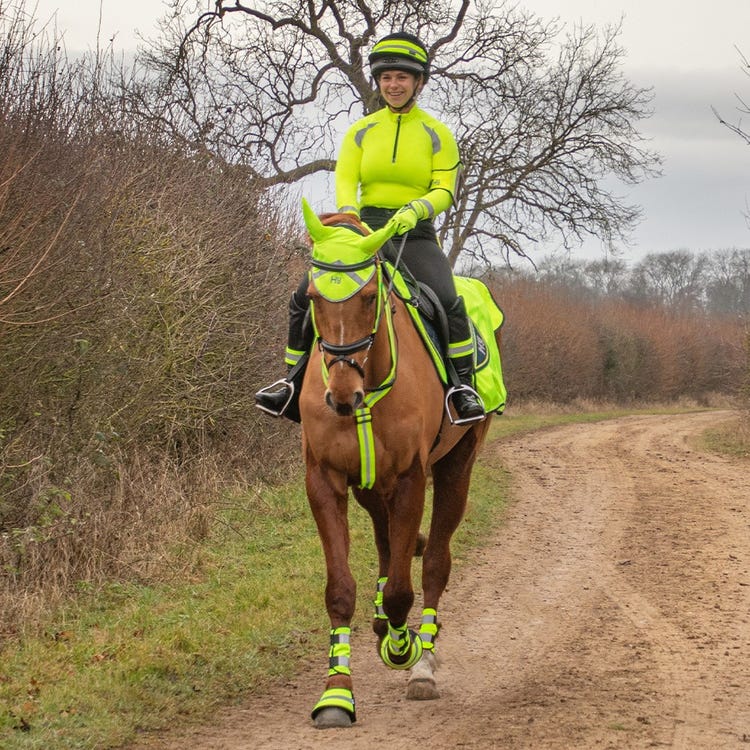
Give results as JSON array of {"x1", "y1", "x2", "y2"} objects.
[{"x1": 303, "y1": 200, "x2": 396, "y2": 417}]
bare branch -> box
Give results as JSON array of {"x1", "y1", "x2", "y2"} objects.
[{"x1": 714, "y1": 47, "x2": 750, "y2": 146}]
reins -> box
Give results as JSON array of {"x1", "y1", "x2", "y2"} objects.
[{"x1": 385, "y1": 233, "x2": 408, "y2": 297}]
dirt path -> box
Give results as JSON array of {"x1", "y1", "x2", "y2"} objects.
[{"x1": 134, "y1": 411, "x2": 750, "y2": 749}]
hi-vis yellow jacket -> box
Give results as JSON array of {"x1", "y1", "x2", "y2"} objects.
[{"x1": 335, "y1": 104, "x2": 463, "y2": 219}]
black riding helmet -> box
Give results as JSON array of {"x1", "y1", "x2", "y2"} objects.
[{"x1": 368, "y1": 32, "x2": 430, "y2": 82}]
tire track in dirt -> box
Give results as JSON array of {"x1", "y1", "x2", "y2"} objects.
[
  {"x1": 596, "y1": 415, "x2": 750, "y2": 749},
  {"x1": 131, "y1": 411, "x2": 750, "y2": 750}
]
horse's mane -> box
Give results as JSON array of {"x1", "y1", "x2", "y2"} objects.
[{"x1": 318, "y1": 212, "x2": 371, "y2": 235}]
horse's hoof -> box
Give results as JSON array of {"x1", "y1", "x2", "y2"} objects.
[
  {"x1": 313, "y1": 706, "x2": 354, "y2": 729},
  {"x1": 406, "y1": 676, "x2": 440, "y2": 700},
  {"x1": 311, "y1": 687, "x2": 356, "y2": 727},
  {"x1": 407, "y1": 650, "x2": 440, "y2": 700}
]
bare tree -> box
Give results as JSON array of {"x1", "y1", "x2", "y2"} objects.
[
  {"x1": 138, "y1": 0, "x2": 660, "y2": 265},
  {"x1": 437, "y1": 19, "x2": 658, "y2": 265},
  {"x1": 628, "y1": 250, "x2": 709, "y2": 310},
  {"x1": 714, "y1": 47, "x2": 750, "y2": 147},
  {"x1": 582, "y1": 257, "x2": 629, "y2": 298},
  {"x1": 713, "y1": 48, "x2": 750, "y2": 232},
  {"x1": 704, "y1": 248, "x2": 750, "y2": 316}
]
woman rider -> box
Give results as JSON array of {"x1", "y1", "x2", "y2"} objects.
[{"x1": 255, "y1": 32, "x2": 484, "y2": 423}]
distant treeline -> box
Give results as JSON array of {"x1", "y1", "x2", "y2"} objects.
[
  {"x1": 487, "y1": 275, "x2": 746, "y2": 405},
  {"x1": 485, "y1": 248, "x2": 750, "y2": 316}
]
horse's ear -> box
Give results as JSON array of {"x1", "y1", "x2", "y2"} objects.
[{"x1": 302, "y1": 198, "x2": 336, "y2": 243}]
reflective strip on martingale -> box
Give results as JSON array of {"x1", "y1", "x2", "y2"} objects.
[
  {"x1": 327, "y1": 626, "x2": 352, "y2": 676},
  {"x1": 355, "y1": 407, "x2": 376, "y2": 489}
]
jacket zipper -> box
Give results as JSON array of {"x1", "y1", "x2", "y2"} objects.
[{"x1": 392, "y1": 114, "x2": 402, "y2": 163}]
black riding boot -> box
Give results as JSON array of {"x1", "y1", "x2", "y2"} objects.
[
  {"x1": 445, "y1": 296, "x2": 485, "y2": 424},
  {"x1": 254, "y1": 294, "x2": 312, "y2": 423}
]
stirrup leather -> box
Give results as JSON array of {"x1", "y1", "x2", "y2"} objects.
[
  {"x1": 254, "y1": 378, "x2": 295, "y2": 417},
  {"x1": 445, "y1": 384, "x2": 486, "y2": 426}
]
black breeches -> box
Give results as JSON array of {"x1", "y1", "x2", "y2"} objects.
[
  {"x1": 359, "y1": 206, "x2": 458, "y2": 309},
  {"x1": 382, "y1": 235, "x2": 458, "y2": 308},
  {"x1": 293, "y1": 274, "x2": 309, "y2": 308}
]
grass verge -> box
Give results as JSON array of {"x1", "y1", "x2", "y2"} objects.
[
  {"x1": 698, "y1": 413, "x2": 750, "y2": 459},
  {"x1": 0, "y1": 405, "x2": 726, "y2": 749}
]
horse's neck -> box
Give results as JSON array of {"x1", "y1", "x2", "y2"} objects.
[
  {"x1": 364, "y1": 293, "x2": 393, "y2": 389},
  {"x1": 369, "y1": 292, "x2": 417, "y2": 385}
]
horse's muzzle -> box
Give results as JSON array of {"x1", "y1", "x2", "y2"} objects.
[{"x1": 325, "y1": 388, "x2": 364, "y2": 416}]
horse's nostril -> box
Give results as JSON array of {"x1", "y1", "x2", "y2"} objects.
[
  {"x1": 352, "y1": 391, "x2": 364, "y2": 410},
  {"x1": 325, "y1": 390, "x2": 354, "y2": 416}
]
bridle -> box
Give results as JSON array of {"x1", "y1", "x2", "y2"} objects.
[
  {"x1": 311, "y1": 256, "x2": 387, "y2": 388},
  {"x1": 310, "y1": 234, "x2": 406, "y2": 390},
  {"x1": 319, "y1": 337, "x2": 374, "y2": 379}
]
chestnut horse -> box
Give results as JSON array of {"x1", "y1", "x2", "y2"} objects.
[{"x1": 299, "y1": 201, "x2": 498, "y2": 728}]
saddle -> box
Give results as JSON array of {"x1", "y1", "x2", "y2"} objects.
[
  {"x1": 382, "y1": 261, "x2": 449, "y2": 354},
  {"x1": 380, "y1": 258, "x2": 506, "y2": 415}
]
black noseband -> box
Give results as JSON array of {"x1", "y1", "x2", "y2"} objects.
[{"x1": 319, "y1": 333, "x2": 375, "y2": 377}]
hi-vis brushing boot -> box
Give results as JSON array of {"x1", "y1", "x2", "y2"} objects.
[{"x1": 254, "y1": 294, "x2": 311, "y2": 423}]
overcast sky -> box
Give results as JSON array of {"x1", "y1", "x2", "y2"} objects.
[{"x1": 30, "y1": 0, "x2": 750, "y2": 262}]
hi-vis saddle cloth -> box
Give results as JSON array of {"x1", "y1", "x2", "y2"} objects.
[{"x1": 384, "y1": 263, "x2": 507, "y2": 415}]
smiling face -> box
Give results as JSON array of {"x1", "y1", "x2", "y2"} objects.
[{"x1": 377, "y1": 70, "x2": 421, "y2": 111}]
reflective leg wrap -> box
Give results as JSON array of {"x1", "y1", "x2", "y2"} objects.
[
  {"x1": 255, "y1": 288, "x2": 312, "y2": 423},
  {"x1": 373, "y1": 577, "x2": 388, "y2": 622},
  {"x1": 326, "y1": 626, "x2": 352, "y2": 677},
  {"x1": 418, "y1": 608, "x2": 439, "y2": 651},
  {"x1": 311, "y1": 627, "x2": 356, "y2": 723},
  {"x1": 379, "y1": 621, "x2": 423, "y2": 670},
  {"x1": 446, "y1": 296, "x2": 475, "y2": 375},
  {"x1": 442, "y1": 297, "x2": 485, "y2": 424}
]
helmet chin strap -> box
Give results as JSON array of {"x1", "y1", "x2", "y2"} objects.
[{"x1": 388, "y1": 96, "x2": 416, "y2": 112}]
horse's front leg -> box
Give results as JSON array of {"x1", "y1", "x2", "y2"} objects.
[
  {"x1": 352, "y1": 486, "x2": 392, "y2": 643},
  {"x1": 378, "y1": 461, "x2": 427, "y2": 671},
  {"x1": 305, "y1": 460, "x2": 357, "y2": 728}
]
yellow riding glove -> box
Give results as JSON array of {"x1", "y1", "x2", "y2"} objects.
[{"x1": 387, "y1": 201, "x2": 430, "y2": 235}]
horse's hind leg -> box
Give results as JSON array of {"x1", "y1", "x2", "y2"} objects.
[
  {"x1": 370, "y1": 464, "x2": 428, "y2": 670},
  {"x1": 407, "y1": 423, "x2": 489, "y2": 700}
]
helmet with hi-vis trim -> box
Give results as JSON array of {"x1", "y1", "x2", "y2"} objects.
[{"x1": 368, "y1": 32, "x2": 430, "y2": 82}]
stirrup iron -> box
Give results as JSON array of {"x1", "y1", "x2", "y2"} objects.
[
  {"x1": 445, "y1": 384, "x2": 486, "y2": 426},
  {"x1": 254, "y1": 378, "x2": 295, "y2": 418}
]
